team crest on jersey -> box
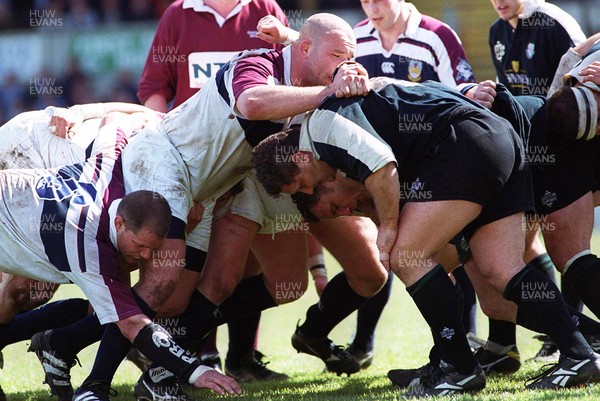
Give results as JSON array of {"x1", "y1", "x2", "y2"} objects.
[
  {"x1": 455, "y1": 58, "x2": 474, "y2": 82},
  {"x1": 526, "y1": 42, "x2": 535, "y2": 59},
  {"x1": 494, "y1": 41, "x2": 505, "y2": 62},
  {"x1": 512, "y1": 60, "x2": 520, "y2": 73},
  {"x1": 408, "y1": 60, "x2": 422, "y2": 82},
  {"x1": 381, "y1": 61, "x2": 395, "y2": 75},
  {"x1": 35, "y1": 175, "x2": 96, "y2": 205}
]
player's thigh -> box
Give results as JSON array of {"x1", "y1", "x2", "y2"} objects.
[
  {"x1": 309, "y1": 216, "x2": 386, "y2": 296},
  {"x1": 463, "y1": 258, "x2": 517, "y2": 322},
  {"x1": 251, "y1": 231, "x2": 309, "y2": 300},
  {"x1": 543, "y1": 192, "x2": 594, "y2": 270},
  {"x1": 392, "y1": 200, "x2": 482, "y2": 285},
  {"x1": 469, "y1": 213, "x2": 526, "y2": 292}
]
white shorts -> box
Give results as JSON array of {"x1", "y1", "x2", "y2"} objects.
[{"x1": 229, "y1": 173, "x2": 303, "y2": 236}]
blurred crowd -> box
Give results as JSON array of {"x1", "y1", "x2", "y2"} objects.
[{"x1": 0, "y1": 0, "x2": 356, "y2": 125}]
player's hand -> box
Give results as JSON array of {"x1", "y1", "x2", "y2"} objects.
[
  {"x1": 377, "y1": 224, "x2": 397, "y2": 271},
  {"x1": 192, "y1": 369, "x2": 242, "y2": 395},
  {"x1": 467, "y1": 80, "x2": 497, "y2": 109},
  {"x1": 257, "y1": 15, "x2": 289, "y2": 44},
  {"x1": 579, "y1": 61, "x2": 600, "y2": 86},
  {"x1": 185, "y1": 202, "x2": 205, "y2": 234},
  {"x1": 313, "y1": 275, "x2": 328, "y2": 297},
  {"x1": 46, "y1": 106, "x2": 83, "y2": 139},
  {"x1": 329, "y1": 61, "x2": 371, "y2": 98}
]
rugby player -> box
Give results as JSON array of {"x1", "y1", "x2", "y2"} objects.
[
  {"x1": 137, "y1": 0, "x2": 291, "y2": 379},
  {"x1": 252, "y1": 78, "x2": 600, "y2": 396},
  {"x1": 0, "y1": 115, "x2": 241, "y2": 399}
]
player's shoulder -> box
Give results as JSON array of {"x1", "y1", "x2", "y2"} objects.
[{"x1": 354, "y1": 18, "x2": 374, "y2": 39}]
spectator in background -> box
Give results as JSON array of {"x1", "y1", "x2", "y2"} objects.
[{"x1": 137, "y1": 0, "x2": 292, "y2": 382}]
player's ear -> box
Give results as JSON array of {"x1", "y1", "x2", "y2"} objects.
[
  {"x1": 300, "y1": 39, "x2": 311, "y2": 57},
  {"x1": 114, "y1": 215, "x2": 125, "y2": 231},
  {"x1": 292, "y1": 151, "x2": 314, "y2": 164}
]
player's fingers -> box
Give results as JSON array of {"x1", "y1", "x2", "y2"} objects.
[{"x1": 203, "y1": 382, "x2": 225, "y2": 395}]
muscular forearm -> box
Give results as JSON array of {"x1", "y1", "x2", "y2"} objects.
[
  {"x1": 143, "y1": 94, "x2": 169, "y2": 113},
  {"x1": 236, "y1": 85, "x2": 331, "y2": 120},
  {"x1": 364, "y1": 162, "x2": 399, "y2": 229}
]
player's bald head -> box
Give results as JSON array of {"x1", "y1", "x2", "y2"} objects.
[{"x1": 299, "y1": 13, "x2": 355, "y2": 45}]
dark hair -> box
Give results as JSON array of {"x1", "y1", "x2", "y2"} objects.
[
  {"x1": 117, "y1": 190, "x2": 172, "y2": 238},
  {"x1": 547, "y1": 86, "x2": 580, "y2": 140},
  {"x1": 251, "y1": 127, "x2": 302, "y2": 197},
  {"x1": 291, "y1": 192, "x2": 320, "y2": 222}
]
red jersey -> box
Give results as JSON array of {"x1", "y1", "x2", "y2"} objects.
[{"x1": 138, "y1": 0, "x2": 287, "y2": 108}]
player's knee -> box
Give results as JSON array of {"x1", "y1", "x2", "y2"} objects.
[
  {"x1": 346, "y1": 267, "x2": 386, "y2": 298},
  {"x1": 479, "y1": 298, "x2": 509, "y2": 321}
]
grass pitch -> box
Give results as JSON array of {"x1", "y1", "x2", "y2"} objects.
[{"x1": 2, "y1": 248, "x2": 600, "y2": 401}]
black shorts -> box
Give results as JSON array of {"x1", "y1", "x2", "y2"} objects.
[
  {"x1": 400, "y1": 110, "x2": 534, "y2": 239},
  {"x1": 531, "y1": 133, "x2": 596, "y2": 215}
]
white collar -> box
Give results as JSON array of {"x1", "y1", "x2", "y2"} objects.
[
  {"x1": 108, "y1": 198, "x2": 121, "y2": 250},
  {"x1": 283, "y1": 45, "x2": 292, "y2": 86},
  {"x1": 182, "y1": 0, "x2": 252, "y2": 27},
  {"x1": 367, "y1": 3, "x2": 422, "y2": 41}
]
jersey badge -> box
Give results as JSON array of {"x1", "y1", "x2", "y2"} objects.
[
  {"x1": 408, "y1": 60, "x2": 422, "y2": 82},
  {"x1": 512, "y1": 60, "x2": 520, "y2": 73}
]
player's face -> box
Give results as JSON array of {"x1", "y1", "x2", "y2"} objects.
[
  {"x1": 309, "y1": 180, "x2": 365, "y2": 219},
  {"x1": 304, "y1": 30, "x2": 356, "y2": 86},
  {"x1": 360, "y1": 0, "x2": 403, "y2": 33},
  {"x1": 280, "y1": 159, "x2": 337, "y2": 195},
  {"x1": 117, "y1": 223, "x2": 164, "y2": 264},
  {"x1": 490, "y1": 0, "x2": 522, "y2": 21}
]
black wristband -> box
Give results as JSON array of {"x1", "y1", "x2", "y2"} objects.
[
  {"x1": 309, "y1": 264, "x2": 326, "y2": 271},
  {"x1": 133, "y1": 322, "x2": 200, "y2": 383}
]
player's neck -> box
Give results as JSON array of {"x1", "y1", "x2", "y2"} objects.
[
  {"x1": 379, "y1": 5, "x2": 410, "y2": 51},
  {"x1": 203, "y1": 0, "x2": 240, "y2": 18}
]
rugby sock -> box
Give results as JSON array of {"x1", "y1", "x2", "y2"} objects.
[
  {"x1": 504, "y1": 263, "x2": 593, "y2": 359},
  {"x1": 562, "y1": 281, "x2": 584, "y2": 312},
  {"x1": 533, "y1": 253, "x2": 557, "y2": 283},
  {"x1": 452, "y1": 266, "x2": 477, "y2": 334},
  {"x1": 487, "y1": 319, "x2": 517, "y2": 347},
  {"x1": 199, "y1": 329, "x2": 219, "y2": 356},
  {"x1": 352, "y1": 272, "x2": 393, "y2": 352},
  {"x1": 567, "y1": 305, "x2": 600, "y2": 335},
  {"x1": 486, "y1": 253, "x2": 557, "y2": 348},
  {"x1": 563, "y1": 254, "x2": 600, "y2": 318},
  {"x1": 226, "y1": 314, "x2": 261, "y2": 369},
  {"x1": 0, "y1": 298, "x2": 89, "y2": 348},
  {"x1": 299, "y1": 272, "x2": 369, "y2": 339},
  {"x1": 133, "y1": 323, "x2": 201, "y2": 383},
  {"x1": 83, "y1": 291, "x2": 157, "y2": 384},
  {"x1": 407, "y1": 265, "x2": 476, "y2": 374},
  {"x1": 49, "y1": 313, "x2": 103, "y2": 361}
]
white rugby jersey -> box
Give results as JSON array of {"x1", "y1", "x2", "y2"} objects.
[
  {"x1": 0, "y1": 125, "x2": 140, "y2": 324},
  {"x1": 0, "y1": 109, "x2": 102, "y2": 170},
  {"x1": 354, "y1": 3, "x2": 475, "y2": 87},
  {"x1": 127, "y1": 47, "x2": 295, "y2": 222}
]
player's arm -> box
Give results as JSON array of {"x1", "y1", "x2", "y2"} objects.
[
  {"x1": 143, "y1": 94, "x2": 169, "y2": 113},
  {"x1": 235, "y1": 62, "x2": 370, "y2": 121},
  {"x1": 363, "y1": 162, "x2": 399, "y2": 271},
  {"x1": 459, "y1": 80, "x2": 497, "y2": 109},
  {"x1": 307, "y1": 238, "x2": 328, "y2": 297}
]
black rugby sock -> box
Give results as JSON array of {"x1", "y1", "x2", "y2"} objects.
[
  {"x1": 563, "y1": 254, "x2": 600, "y2": 318},
  {"x1": 452, "y1": 266, "x2": 477, "y2": 334},
  {"x1": 83, "y1": 291, "x2": 160, "y2": 384},
  {"x1": 352, "y1": 272, "x2": 393, "y2": 352},
  {"x1": 226, "y1": 313, "x2": 260, "y2": 367},
  {"x1": 407, "y1": 265, "x2": 475, "y2": 374},
  {"x1": 487, "y1": 319, "x2": 517, "y2": 347},
  {"x1": 504, "y1": 263, "x2": 592, "y2": 359},
  {"x1": 49, "y1": 313, "x2": 104, "y2": 361},
  {"x1": 299, "y1": 272, "x2": 369, "y2": 339},
  {"x1": 0, "y1": 298, "x2": 89, "y2": 349}
]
